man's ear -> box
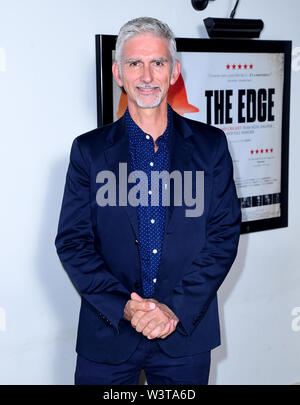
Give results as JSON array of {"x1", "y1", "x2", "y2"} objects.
[
  {"x1": 112, "y1": 61, "x2": 123, "y2": 87},
  {"x1": 170, "y1": 59, "x2": 181, "y2": 86}
]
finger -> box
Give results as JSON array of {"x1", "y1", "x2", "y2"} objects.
[
  {"x1": 131, "y1": 292, "x2": 143, "y2": 301},
  {"x1": 132, "y1": 307, "x2": 158, "y2": 330},
  {"x1": 160, "y1": 320, "x2": 177, "y2": 339},
  {"x1": 142, "y1": 312, "x2": 170, "y2": 338},
  {"x1": 160, "y1": 320, "x2": 174, "y2": 338},
  {"x1": 136, "y1": 317, "x2": 154, "y2": 333},
  {"x1": 131, "y1": 294, "x2": 158, "y2": 310},
  {"x1": 135, "y1": 309, "x2": 159, "y2": 333},
  {"x1": 159, "y1": 320, "x2": 172, "y2": 339},
  {"x1": 162, "y1": 319, "x2": 172, "y2": 334},
  {"x1": 140, "y1": 307, "x2": 170, "y2": 334},
  {"x1": 129, "y1": 298, "x2": 156, "y2": 316},
  {"x1": 133, "y1": 300, "x2": 156, "y2": 312},
  {"x1": 147, "y1": 322, "x2": 167, "y2": 339},
  {"x1": 131, "y1": 310, "x2": 146, "y2": 328}
]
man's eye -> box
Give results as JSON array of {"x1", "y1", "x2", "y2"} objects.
[
  {"x1": 130, "y1": 61, "x2": 139, "y2": 67},
  {"x1": 154, "y1": 61, "x2": 163, "y2": 66}
]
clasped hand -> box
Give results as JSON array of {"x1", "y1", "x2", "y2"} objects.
[{"x1": 124, "y1": 292, "x2": 179, "y2": 340}]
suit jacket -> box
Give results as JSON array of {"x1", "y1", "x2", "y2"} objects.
[{"x1": 55, "y1": 107, "x2": 241, "y2": 364}]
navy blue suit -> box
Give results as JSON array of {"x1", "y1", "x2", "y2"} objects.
[{"x1": 55, "y1": 108, "x2": 241, "y2": 365}]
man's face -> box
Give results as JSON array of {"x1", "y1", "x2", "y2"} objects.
[{"x1": 113, "y1": 33, "x2": 180, "y2": 110}]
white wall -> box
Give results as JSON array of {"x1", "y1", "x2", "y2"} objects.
[{"x1": 0, "y1": 0, "x2": 299, "y2": 384}]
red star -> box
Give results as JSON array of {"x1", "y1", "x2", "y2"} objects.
[
  {"x1": 232, "y1": 64, "x2": 236, "y2": 69},
  {"x1": 261, "y1": 149, "x2": 264, "y2": 153},
  {"x1": 238, "y1": 64, "x2": 242, "y2": 69},
  {"x1": 265, "y1": 149, "x2": 269, "y2": 153},
  {"x1": 270, "y1": 148, "x2": 273, "y2": 152},
  {"x1": 251, "y1": 150, "x2": 254, "y2": 154},
  {"x1": 244, "y1": 64, "x2": 248, "y2": 69},
  {"x1": 256, "y1": 149, "x2": 259, "y2": 154},
  {"x1": 226, "y1": 64, "x2": 230, "y2": 69},
  {"x1": 249, "y1": 64, "x2": 253, "y2": 69}
]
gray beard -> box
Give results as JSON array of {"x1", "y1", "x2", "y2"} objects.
[{"x1": 135, "y1": 90, "x2": 162, "y2": 108}]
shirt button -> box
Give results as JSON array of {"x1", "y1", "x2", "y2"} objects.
[
  {"x1": 146, "y1": 135, "x2": 150, "y2": 140},
  {"x1": 148, "y1": 190, "x2": 152, "y2": 195},
  {"x1": 152, "y1": 249, "x2": 158, "y2": 254},
  {"x1": 150, "y1": 162, "x2": 154, "y2": 167},
  {"x1": 150, "y1": 219, "x2": 155, "y2": 224},
  {"x1": 153, "y1": 278, "x2": 157, "y2": 283}
]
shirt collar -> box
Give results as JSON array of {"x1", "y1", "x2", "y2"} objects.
[{"x1": 125, "y1": 104, "x2": 173, "y2": 145}]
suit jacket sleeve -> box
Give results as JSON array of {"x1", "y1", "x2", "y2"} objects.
[
  {"x1": 163, "y1": 131, "x2": 241, "y2": 337},
  {"x1": 55, "y1": 137, "x2": 130, "y2": 334}
]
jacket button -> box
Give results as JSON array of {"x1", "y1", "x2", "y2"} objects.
[{"x1": 135, "y1": 239, "x2": 139, "y2": 245}]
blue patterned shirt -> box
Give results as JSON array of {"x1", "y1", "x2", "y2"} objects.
[{"x1": 125, "y1": 105, "x2": 172, "y2": 298}]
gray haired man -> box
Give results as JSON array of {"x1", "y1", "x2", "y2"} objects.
[{"x1": 55, "y1": 16, "x2": 241, "y2": 385}]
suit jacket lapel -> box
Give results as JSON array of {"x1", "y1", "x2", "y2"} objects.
[
  {"x1": 164, "y1": 111, "x2": 194, "y2": 234},
  {"x1": 103, "y1": 116, "x2": 139, "y2": 238}
]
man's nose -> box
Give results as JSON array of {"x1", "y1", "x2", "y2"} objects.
[{"x1": 141, "y1": 64, "x2": 153, "y2": 83}]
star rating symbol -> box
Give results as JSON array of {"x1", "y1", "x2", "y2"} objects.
[
  {"x1": 226, "y1": 63, "x2": 254, "y2": 70},
  {"x1": 251, "y1": 148, "x2": 274, "y2": 155}
]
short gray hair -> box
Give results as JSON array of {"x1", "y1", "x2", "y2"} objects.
[{"x1": 115, "y1": 17, "x2": 177, "y2": 74}]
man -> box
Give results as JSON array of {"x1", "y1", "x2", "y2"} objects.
[{"x1": 55, "y1": 17, "x2": 241, "y2": 385}]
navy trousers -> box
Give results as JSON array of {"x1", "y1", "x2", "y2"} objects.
[{"x1": 75, "y1": 335, "x2": 211, "y2": 385}]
